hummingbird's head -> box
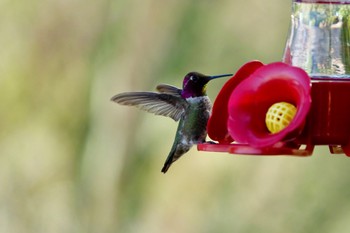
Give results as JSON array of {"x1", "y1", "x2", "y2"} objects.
[{"x1": 181, "y1": 72, "x2": 232, "y2": 98}]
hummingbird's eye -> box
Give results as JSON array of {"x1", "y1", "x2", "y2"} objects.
[{"x1": 190, "y1": 75, "x2": 198, "y2": 82}]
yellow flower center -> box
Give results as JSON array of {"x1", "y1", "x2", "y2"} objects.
[{"x1": 265, "y1": 102, "x2": 297, "y2": 134}]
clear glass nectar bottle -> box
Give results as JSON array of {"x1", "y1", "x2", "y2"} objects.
[
  {"x1": 283, "y1": 0, "x2": 350, "y2": 77},
  {"x1": 283, "y1": 0, "x2": 350, "y2": 146}
]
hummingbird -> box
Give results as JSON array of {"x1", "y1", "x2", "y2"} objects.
[{"x1": 111, "y1": 72, "x2": 232, "y2": 173}]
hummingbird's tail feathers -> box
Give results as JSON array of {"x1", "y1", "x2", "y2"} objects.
[
  {"x1": 161, "y1": 144, "x2": 192, "y2": 174},
  {"x1": 111, "y1": 92, "x2": 188, "y2": 121},
  {"x1": 161, "y1": 162, "x2": 171, "y2": 173},
  {"x1": 161, "y1": 147, "x2": 176, "y2": 173}
]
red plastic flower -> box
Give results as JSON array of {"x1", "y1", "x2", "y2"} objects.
[
  {"x1": 207, "y1": 61, "x2": 311, "y2": 148},
  {"x1": 207, "y1": 61, "x2": 264, "y2": 144}
]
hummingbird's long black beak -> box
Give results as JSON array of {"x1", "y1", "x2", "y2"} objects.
[{"x1": 208, "y1": 73, "x2": 233, "y2": 81}]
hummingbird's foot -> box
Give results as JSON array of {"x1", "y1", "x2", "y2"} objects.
[{"x1": 206, "y1": 140, "x2": 217, "y2": 144}]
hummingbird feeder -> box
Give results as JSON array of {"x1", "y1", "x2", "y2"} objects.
[{"x1": 198, "y1": 0, "x2": 350, "y2": 156}]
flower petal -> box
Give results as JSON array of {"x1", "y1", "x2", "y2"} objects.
[
  {"x1": 227, "y1": 62, "x2": 311, "y2": 148},
  {"x1": 207, "y1": 61, "x2": 264, "y2": 143}
]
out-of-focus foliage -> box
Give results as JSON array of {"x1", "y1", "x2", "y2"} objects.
[{"x1": 2, "y1": 0, "x2": 350, "y2": 233}]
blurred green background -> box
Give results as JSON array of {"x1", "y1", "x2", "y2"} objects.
[{"x1": 2, "y1": 0, "x2": 350, "y2": 232}]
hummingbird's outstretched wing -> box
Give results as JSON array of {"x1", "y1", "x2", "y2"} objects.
[
  {"x1": 156, "y1": 84, "x2": 182, "y2": 97},
  {"x1": 111, "y1": 92, "x2": 188, "y2": 121}
]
